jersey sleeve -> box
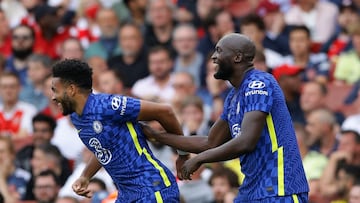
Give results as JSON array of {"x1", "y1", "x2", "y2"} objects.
[
  {"x1": 243, "y1": 77, "x2": 274, "y2": 113},
  {"x1": 104, "y1": 95, "x2": 141, "y2": 123}
]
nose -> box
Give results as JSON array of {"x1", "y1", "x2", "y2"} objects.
[{"x1": 211, "y1": 52, "x2": 217, "y2": 61}]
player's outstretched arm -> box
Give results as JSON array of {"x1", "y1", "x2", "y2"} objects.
[
  {"x1": 141, "y1": 118, "x2": 232, "y2": 154},
  {"x1": 72, "y1": 153, "x2": 102, "y2": 198},
  {"x1": 181, "y1": 111, "x2": 266, "y2": 179}
]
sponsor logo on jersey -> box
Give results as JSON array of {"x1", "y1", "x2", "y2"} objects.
[
  {"x1": 111, "y1": 96, "x2": 121, "y2": 110},
  {"x1": 248, "y1": 80, "x2": 266, "y2": 89},
  {"x1": 89, "y1": 138, "x2": 112, "y2": 165},
  {"x1": 120, "y1": 96, "x2": 127, "y2": 116},
  {"x1": 245, "y1": 89, "x2": 269, "y2": 96}
]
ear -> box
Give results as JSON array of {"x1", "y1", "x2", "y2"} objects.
[
  {"x1": 234, "y1": 52, "x2": 242, "y2": 63},
  {"x1": 67, "y1": 84, "x2": 77, "y2": 97}
]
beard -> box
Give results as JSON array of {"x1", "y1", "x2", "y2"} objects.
[
  {"x1": 60, "y1": 93, "x2": 75, "y2": 116},
  {"x1": 12, "y1": 47, "x2": 33, "y2": 60},
  {"x1": 214, "y1": 61, "x2": 233, "y2": 80}
]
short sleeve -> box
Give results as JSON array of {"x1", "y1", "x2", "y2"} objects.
[
  {"x1": 104, "y1": 95, "x2": 141, "y2": 123},
  {"x1": 243, "y1": 78, "x2": 274, "y2": 113}
]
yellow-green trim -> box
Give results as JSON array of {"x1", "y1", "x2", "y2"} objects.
[
  {"x1": 155, "y1": 191, "x2": 163, "y2": 203},
  {"x1": 126, "y1": 122, "x2": 171, "y2": 187}
]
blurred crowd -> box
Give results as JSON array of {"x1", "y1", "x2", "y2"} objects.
[{"x1": 0, "y1": 0, "x2": 360, "y2": 202}]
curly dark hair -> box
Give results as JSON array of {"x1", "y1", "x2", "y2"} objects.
[{"x1": 52, "y1": 59, "x2": 93, "y2": 91}]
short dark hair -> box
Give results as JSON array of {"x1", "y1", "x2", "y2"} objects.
[
  {"x1": 241, "y1": 13, "x2": 266, "y2": 32},
  {"x1": 89, "y1": 178, "x2": 107, "y2": 190},
  {"x1": 12, "y1": 24, "x2": 35, "y2": 40},
  {"x1": 32, "y1": 113, "x2": 57, "y2": 132},
  {"x1": 341, "y1": 130, "x2": 360, "y2": 143},
  {"x1": 52, "y1": 59, "x2": 93, "y2": 91},
  {"x1": 35, "y1": 169, "x2": 61, "y2": 186},
  {"x1": 290, "y1": 25, "x2": 311, "y2": 38},
  {"x1": 148, "y1": 46, "x2": 172, "y2": 59},
  {"x1": 209, "y1": 166, "x2": 239, "y2": 188}
]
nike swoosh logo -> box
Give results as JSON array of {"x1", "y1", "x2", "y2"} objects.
[{"x1": 77, "y1": 129, "x2": 82, "y2": 134}]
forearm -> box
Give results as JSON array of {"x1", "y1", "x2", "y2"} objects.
[
  {"x1": 80, "y1": 154, "x2": 102, "y2": 179},
  {"x1": 319, "y1": 157, "x2": 340, "y2": 197},
  {"x1": 196, "y1": 137, "x2": 251, "y2": 164},
  {"x1": 157, "y1": 133, "x2": 210, "y2": 153}
]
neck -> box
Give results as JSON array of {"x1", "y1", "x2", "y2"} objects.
[
  {"x1": 123, "y1": 55, "x2": 137, "y2": 65},
  {"x1": 155, "y1": 75, "x2": 171, "y2": 88},
  {"x1": 154, "y1": 24, "x2": 173, "y2": 42},
  {"x1": 75, "y1": 92, "x2": 91, "y2": 116},
  {"x1": 294, "y1": 53, "x2": 309, "y2": 67},
  {"x1": 231, "y1": 65, "x2": 254, "y2": 88},
  {"x1": 180, "y1": 53, "x2": 196, "y2": 66},
  {"x1": 3, "y1": 101, "x2": 17, "y2": 112}
]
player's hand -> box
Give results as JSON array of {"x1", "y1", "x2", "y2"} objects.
[
  {"x1": 139, "y1": 121, "x2": 159, "y2": 142},
  {"x1": 181, "y1": 156, "x2": 201, "y2": 180},
  {"x1": 72, "y1": 176, "x2": 91, "y2": 198},
  {"x1": 176, "y1": 154, "x2": 190, "y2": 180}
]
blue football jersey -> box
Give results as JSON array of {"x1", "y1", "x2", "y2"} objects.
[
  {"x1": 220, "y1": 69, "x2": 309, "y2": 201},
  {"x1": 71, "y1": 94, "x2": 178, "y2": 202}
]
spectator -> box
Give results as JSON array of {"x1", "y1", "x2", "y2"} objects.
[
  {"x1": 20, "y1": 54, "x2": 52, "y2": 111},
  {"x1": 5, "y1": 24, "x2": 35, "y2": 85},
  {"x1": 122, "y1": 0, "x2": 147, "y2": 32},
  {"x1": 131, "y1": 46, "x2": 175, "y2": 103},
  {"x1": 273, "y1": 64, "x2": 306, "y2": 124},
  {"x1": 320, "y1": 1, "x2": 359, "y2": 60},
  {"x1": 58, "y1": 147, "x2": 115, "y2": 200},
  {"x1": 98, "y1": 69, "x2": 125, "y2": 95},
  {"x1": 60, "y1": 37, "x2": 84, "y2": 60},
  {"x1": 24, "y1": 143, "x2": 72, "y2": 200},
  {"x1": 334, "y1": 22, "x2": 360, "y2": 85},
  {"x1": 172, "y1": 23, "x2": 205, "y2": 88},
  {"x1": 285, "y1": 0, "x2": 339, "y2": 45},
  {"x1": 300, "y1": 81, "x2": 345, "y2": 124},
  {"x1": 179, "y1": 95, "x2": 210, "y2": 137},
  {"x1": 171, "y1": 71, "x2": 211, "y2": 122},
  {"x1": 145, "y1": 0, "x2": 176, "y2": 55},
  {"x1": 107, "y1": 22, "x2": 149, "y2": 91},
  {"x1": 32, "y1": 4, "x2": 71, "y2": 59},
  {"x1": 208, "y1": 166, "x2": 239, "y2": 203},
  {"x1": 240, "y1": 14, "x2": 284, "y2": 69},
  {"x1": 0, "y1": 9, "x2": 12, "y2": 57},
  {"x1": 305, "y1": 108, "x2": 339, "y2": 157},
  {"x1": 283, "y1": 25, "x2": 331, "y2": 83},
  {"x1": 15, "y1": 113, "x2": 57, "y2": 172},
  {"x1": 85, "y1": 178, "x2": 109, "y2": 203},
  {"x1": 256, "y1": 0, "x2": 291, "y2": 56},
  {"x1": 33, "y1": 170, "x2": 61, "y2": 203},
  {"x1": 87, "y1": 55, "x2": 109, "y2": 93},
  {"x1": 0, "y1": 136, "x2": 31, "y2": 202},
  {"x1": 294, "y1": 122, "x2": 328, "y2": 203},
  {"x1": 179, "y1": 153, "x2": 214, "y2": 203},
  {"x1": 0, "y1": 72, "x2": 37, "y2": 142},
  {"x1": 85, "y1": 8, "x2": 121, "y2": 60}
]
